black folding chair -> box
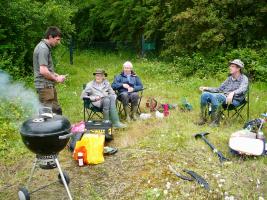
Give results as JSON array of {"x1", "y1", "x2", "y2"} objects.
[
  {"x1": 115, "y1": 89, "x2": 145, "y2": 117},
  {"x1": 82, "y1": 84, "x2": 103, "y2": 121},
  {"x1": 221, "y1": 86, "x2": 250, "y2": 121},
  {"x1": 205, "y1": 86, "x2": 250, "y2": 122}
]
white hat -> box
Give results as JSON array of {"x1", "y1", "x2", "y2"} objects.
[
  {"x1": 123, "y1": 61, "x2": 133, "y2": 68},
  {"x1": 229, "y1": 59, "x2": 244, "y2": 68}
]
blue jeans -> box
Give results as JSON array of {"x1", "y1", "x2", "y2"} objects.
[{"x1": 200, "y1": 92, "x2": 241, "y2": 112}]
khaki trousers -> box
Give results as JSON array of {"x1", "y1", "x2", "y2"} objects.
[{"x1": 37, "y1": 87, "x2": 62, "y2": 115}]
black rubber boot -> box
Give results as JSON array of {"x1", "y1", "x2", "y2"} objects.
[
  {"x1": 196, "y1": 106, "x2": 207, "y2": 126},
  {"x1": 123, "y1": 106, "x2": 131, "y2": 122},
  {"x1": 209, "y1": 110, "x2": 221, "y2": 127},
  {"x1": 131, "y1": 105, "x2": 138, "y2": 121}
]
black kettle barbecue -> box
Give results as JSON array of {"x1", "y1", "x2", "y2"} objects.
[{"x1": 18, "y1": 107, "x2": 73, "y2": 200}]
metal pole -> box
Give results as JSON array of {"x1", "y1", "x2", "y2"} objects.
[
  {"x1": 26, "y1": 158, "x2": 38, "y2": 188},
  {"x1": 69, "y1": 36, "x2": 73, "y2": 65},
  {"x1": 141, "y1": 34, "x2": 145, "y2": 57},
  {"x1": 54, "y1": 158, "x2": 73, "y2": 200}
]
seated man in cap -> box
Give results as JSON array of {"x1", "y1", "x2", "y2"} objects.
[
  {"x1": 112, "y1": 61, "x2": 143, "y2": 121},
  {"x1": 81, "y1": 69, "x2": 126, "y2": 128},
  {"x1": 197, "y1": 59, "x2": 249, "y2": 127}
]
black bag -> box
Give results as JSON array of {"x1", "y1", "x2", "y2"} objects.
[{"x1": 69, "y1": 132, "x2": 83, "y2": 152}]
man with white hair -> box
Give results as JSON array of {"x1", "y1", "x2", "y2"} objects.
[
  {"x1": 112, "y1": 61, "x2": 143, "y2": 121},
  {"x1": 197, "y1": 59, "x2": 249, "y2": 127}
]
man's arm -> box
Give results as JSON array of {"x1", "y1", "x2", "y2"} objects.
[
  {"x1": 203, "y1": 78, "x2": 229, "y2": 93},
  {"x1": 40, "y1": 65, "x2": 57, "y2": 81},
  {"x1": 233, "y1": 76, "x2": 249, "y2": 95},
  {"x1": 40, "y1": 65, "x2": 64, "y2": 83}
]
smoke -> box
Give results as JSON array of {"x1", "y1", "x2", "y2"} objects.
[{"x1": 0, "y1": 71, "x2": 41, "y2": 118}]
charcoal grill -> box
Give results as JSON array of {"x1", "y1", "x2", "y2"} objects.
[{"x1": 18, "y1": 107, "x2": 73, "y2": 200}]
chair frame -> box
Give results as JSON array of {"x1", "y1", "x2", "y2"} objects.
[
  {"x1": 83, "y1": 98, "x2": 103, "y2": 121},
  {"x1": 221, "y1": 84, "x2": 250, "y2": 121},
  {"x1": 115, "y1": 89, "x2": 144, "y2": 117},
  {"x1": 82, "y1": 84, "x2": 103, "y2": 121},
  {"x1": 206, "y1": 86, "x2": 250, "y2": 122}
]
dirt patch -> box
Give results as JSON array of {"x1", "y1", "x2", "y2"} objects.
[{"x1": 0, "y1": 118, "x2": 167, "y2": 200}]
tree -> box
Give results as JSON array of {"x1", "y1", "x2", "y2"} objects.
[{"x1": 0, "y1": 0, "x2": 76, "y2": 77}]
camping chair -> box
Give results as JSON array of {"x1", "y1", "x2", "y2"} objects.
[
  {"x1": 206, "y1": 86, "x2": 250, "y2": 122},
  {"x1": 82, "y1": 84, "x2": 103, "y2": 121},
  {"x1": 115, "y1": 88, "x2": 145, "y2": 117},
  {"x1": 221, "y1": 86, "x2": 250, "y2": 121}
]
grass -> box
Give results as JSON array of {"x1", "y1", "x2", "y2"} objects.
[{"x1": 0, "y1": 49, "x2": 267, "y2": 199}]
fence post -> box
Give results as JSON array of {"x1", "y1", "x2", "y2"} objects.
[
  {"x1": 141, "y1": 34, "x2": 145, "y2": 57},
  {"x1": 69, "y1": 36, "x2": 73, "y2": 65}
]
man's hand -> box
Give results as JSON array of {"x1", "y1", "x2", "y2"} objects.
[
  {"x1": 95, "y1": 96, "x2": 101, "y2": 101},
  {"x1": 199, "y1": 86, "x2": 208, "y2": 92},
  {"x1": 123, "y1": 84, "x2": 130, "y2": 89},
  {"x1": 226, "y1": 92, "x2": 235, "y2": 105},
  {"x1": 128, "y1": 87, "x2": 134, "y2": 92},
  {"x1": 56, "y1": 75, "x2": 65, "y2": 83}
]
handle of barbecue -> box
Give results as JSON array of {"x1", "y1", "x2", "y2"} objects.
[
  {"x1": 39, "y1": 107, "x2": 54, "y2": 118},
  {"x1": 59, "y1": 133, "x2": 73, "y2": 140}
]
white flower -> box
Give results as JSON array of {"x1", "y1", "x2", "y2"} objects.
[
  {"x1": 166, "y1": 182, "x2": 171, "y2": 190},
  {"x1": 184, "y1": 193, "x2": 190, "y2": 197},
  {"x1": 229, "y1": 195, "x2": 235, "y2": 200},
  {"x1": 219, "y1": 179, "x2": 226, "y2": 183},
  {"x1": 163, "y1": 190, "x2": 168, "y2": 195},
  {"x1": 259, "y1": 196, "x2": 264, "y2": 200}
]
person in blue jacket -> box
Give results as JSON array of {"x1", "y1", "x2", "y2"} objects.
[{"x1": 112, "y1": 61, "x2": 143, "y2": 121}]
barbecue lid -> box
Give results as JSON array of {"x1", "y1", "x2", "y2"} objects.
[{"x1": 20, "y1": 114, "x2": 71, "y2": 137}]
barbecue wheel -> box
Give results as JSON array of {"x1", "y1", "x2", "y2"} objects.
[
  {"x1": 18, "y1": 187, "x2": 30, "y2": 200},
  {"x1": 58, "y1": 171, "x2": 70, "y2": 185}
]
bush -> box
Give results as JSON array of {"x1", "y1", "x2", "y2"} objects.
[
  {"x1": 172, "y1": 48, "x2": 267, "y2": 81},
  {"x1": 0, "y1": 0, "x2": 76, "y2": 78}
]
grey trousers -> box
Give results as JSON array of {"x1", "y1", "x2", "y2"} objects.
[
  {"x1": 118, "y1": 92, "x2": 139, "y2": 107},
  {"x1": 101, "y1": 95, "x2": 117, "y2": 112}
]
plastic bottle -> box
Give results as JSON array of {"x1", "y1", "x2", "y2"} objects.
[
  {"x1": 163, "y1": 104, "x2": 169, "y2": 117},
  {"x1": 78, "y1": 152, "x2": 84, "y2": 167}
]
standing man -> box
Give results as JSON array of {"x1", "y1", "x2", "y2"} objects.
[
  {"x1": 33, "y1": 26, "x2": 66, "y2": 115},
  {"x1": 197, "y1": 59, "x2": 248, "y2": 127}
]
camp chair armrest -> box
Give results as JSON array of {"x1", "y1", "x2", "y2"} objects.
[
  {"x1": 136, "y1": 87, "x2": 145, "y2": 92},
  {"x1": 83, "y1": 97, "x2": 91, "y2": 101},
  {"x1": 115, "y1": 88, "x2": 145, "y2": 95}
]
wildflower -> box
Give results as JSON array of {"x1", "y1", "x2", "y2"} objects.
[
  {"x1": 166, "y1": 182, "x2": 171, "y2": 190},
  {"x1": 163, "y1": 190, "x2": 168, "y2": 195}
]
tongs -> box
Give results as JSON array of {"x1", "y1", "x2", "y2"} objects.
[{"x1": 168, "y1": 165, "x2": 210, "y2": 190}]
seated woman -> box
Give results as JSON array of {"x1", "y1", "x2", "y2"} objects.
[
  {"x1": 81, "y1": 69, "x2": 126, "y2": 128},
  {"x1": 112, "y1": 61, "x2": 143, "y2": 121}
]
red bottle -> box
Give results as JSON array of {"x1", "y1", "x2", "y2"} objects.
[
  {"x1": 78, "y1": 152, "x2": 84, "y2": 167},
  {"x1": 163, "y1": 104, "x2": 169, "y2": 117}
]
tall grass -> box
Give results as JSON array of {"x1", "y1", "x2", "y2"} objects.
[{"x1": 0, "y1": 50, "x2": 266, "y2": 199}]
